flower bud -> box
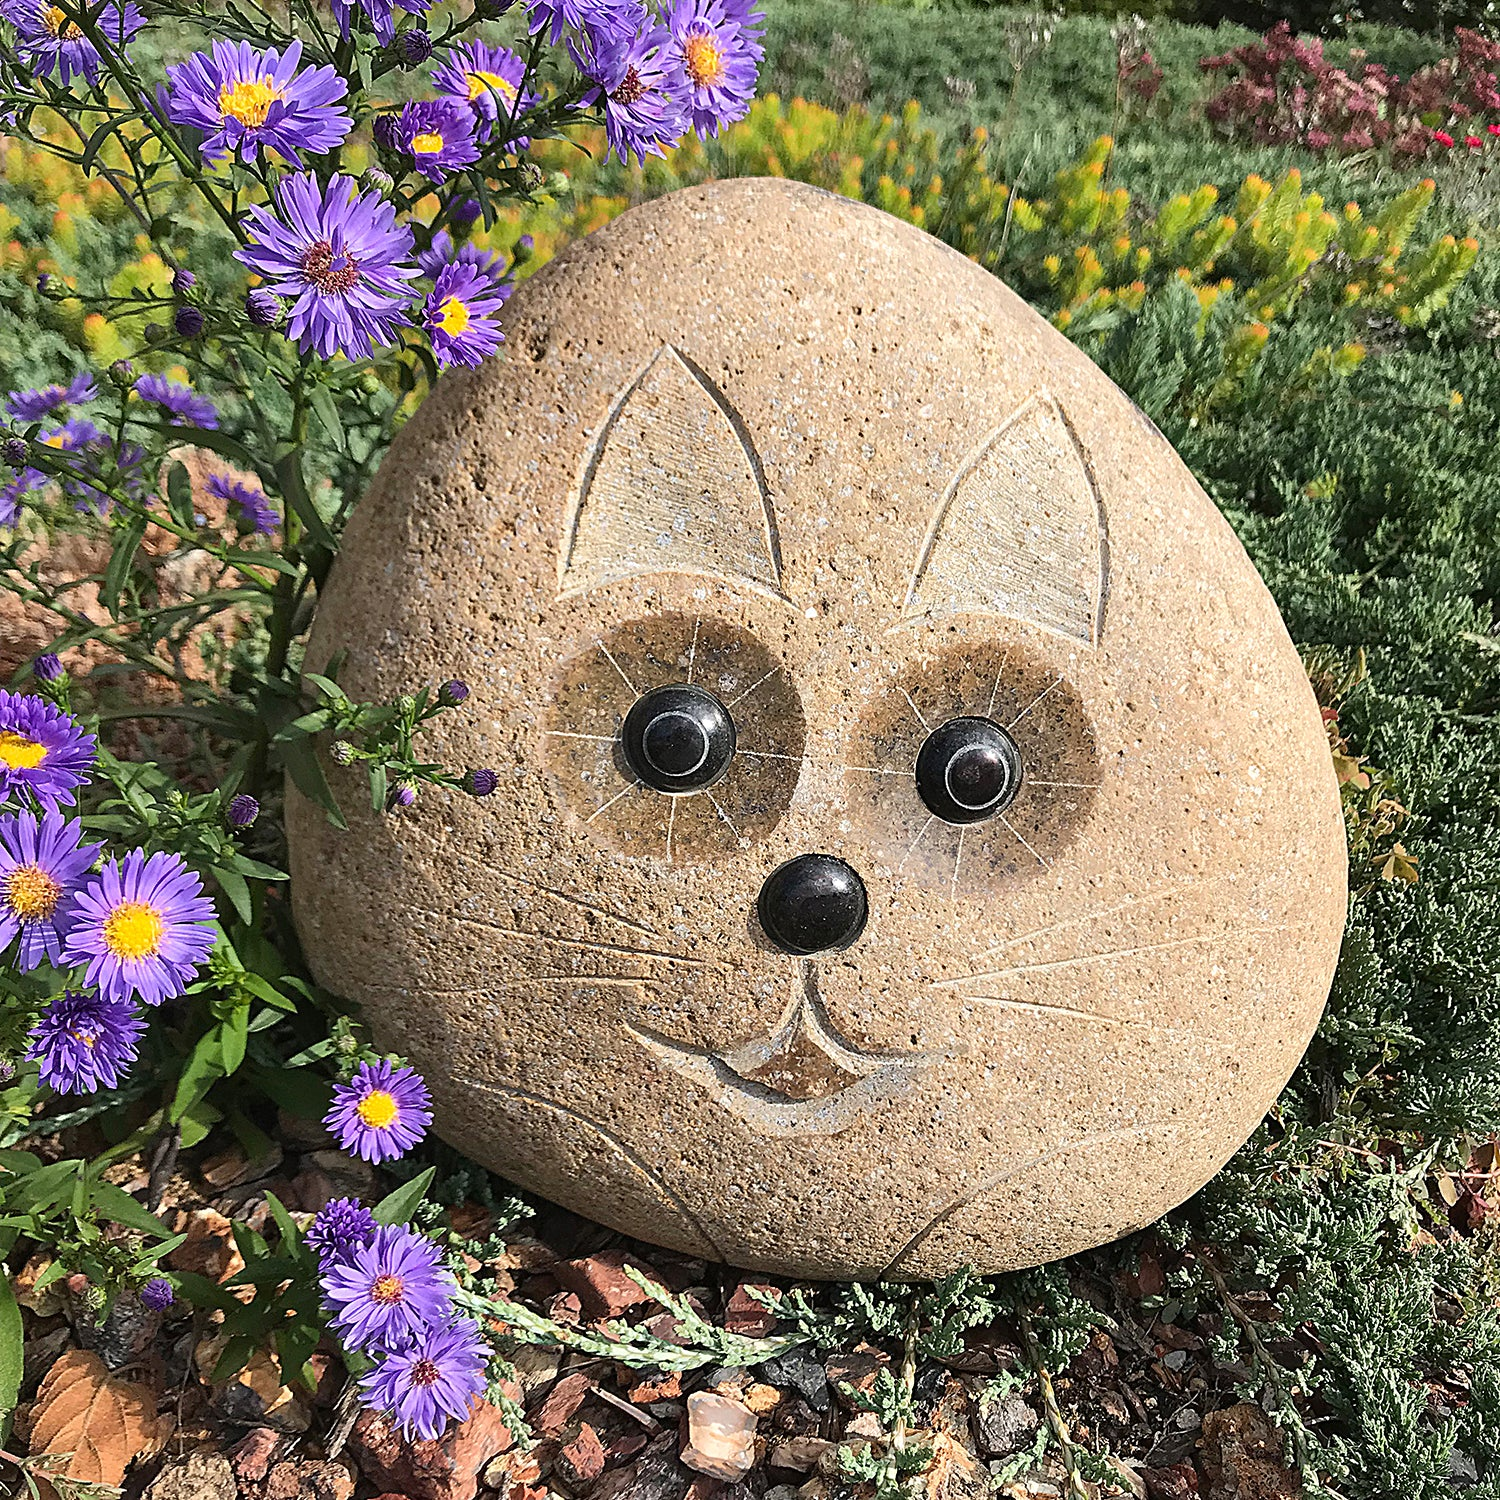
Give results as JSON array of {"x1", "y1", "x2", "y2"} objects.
[
  {"x1": 33, "y1": 652, "x2": 63, "y2": 683},
  {"x1": 172, "y1": 268, "x2": 196, "y2": 295},
  {"x1": 437, "y1": 679, "x2": 470, "y2": 707},
  {"x1": 386, "y1": 779, "x2": 418, "y2": 811},
  {"x1": 144, "y1": 322, "x2": 167, "y2": 344},
  {"x1": 453, "y1": 197, "x2": 483, "y2": 230},
  {"x1": 461, "y1": 768, "x2": 499, "y2": 797},
  {"x1": 398, "y1": 26, "x2": 433, "y2": 64},
  {"x1": 362, "y1": 166, "x2": 395, "y2": 195},
  {"x1": 35, "y1": 271, "x2": 51, "y2": 293},
  {"x1": 1, "y1": 436, "x2": 26, "y2": 468},
  {"x1": 518, "y1": 161, "x2": 545, "y2": 192},
  {"x1": 396, "y1": 693, "x2": 417, "y2": 717},
  {"x1": 245, "y1": 288, "x2": 283, "y2": 328},
  {"x1": 108, "y1": 358, "x2": 134, "y2": 387},
  {"x1": 227, "y1": 793, "x2": 260, "y2": 829},
  {"x1": 373, "y1": 113, "x2": 399, "y2": 150},
  {"x1": 546, "y1": 172, "x2": 572, "y2": 197},
  {"x1": 175, "y1": 305, "x2": 205, "y2": 338},
  {"x1": 330, "y1": 740, "x2": 357, "y2": 767}
]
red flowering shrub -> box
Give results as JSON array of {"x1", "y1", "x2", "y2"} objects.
[{"x1": 1202, "y1": 22, "x2": 1500, "y2": 159}]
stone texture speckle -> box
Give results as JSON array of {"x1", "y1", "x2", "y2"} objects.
[{"x1": 287, "y1": 178, "x2": 1347, "y2": 1279}]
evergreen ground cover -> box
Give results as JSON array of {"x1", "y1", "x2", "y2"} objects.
[{"x1": 4, "y1": 2, "x2": 1500, "y2": 1498}]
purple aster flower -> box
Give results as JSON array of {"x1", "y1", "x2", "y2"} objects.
[
  {"x1": 529, "y1": 0, "x2": 643, "y2": 47},
  {"x1": 0, "y1": 691, "x2": 96, "y2": 810},
  {"x1": 63, "y1": 848, "x2": 218, "y2": 1008},
  {"x1": 140, "y1": 1277, "x2": 175, "y2": 1310},
  {"x1": 237, "y1": 174, "x2": 418, "y2": 361},
  {"x1": 325, "y1": 1058, "x2": 431, "y2": 1163},
  {"x1": 321, "y1": 1222, "x2": 454, "y2": 1352},
  {"x1": 9, "y1": 1, "x2": 145, "y2": 87},
  {"x1": 360, "y1": 1319, "x2": 490, "y2": 1439},
  {"x1": 164, "y1": 39, "x2": 352, "y2": 166},
  {"x1": 206, "y1": 472, "x2": 276, "y2": 535},
  {"x1": 665, "y1": 0, "x2": 762, "y2": 136},
  {"x1": 0, "y1": 808, "x2": 101, "y2": 970},
  {"x1": 577, "y1": 24, "x2": 691, "y2": 166},
  {"x1": 432, "y1": 41, "x2": 536, "y2": 148},
  {"x1": 6, "y1": 373, "x2": 96, "y2": 423},
  {"x1": 305, "y1": 1196, "x2": 378, "y2": 1264},
  {"x1": 416, "y1": 231, "x2": 510, "y2": 289},
  {"x1": 391, "y1": 98, "x2": 480, "y2": 185},
  {"x1": 226, "y1": 793, "x2": 259, "y2": 829},
  {"x1": 25, "y1": 989, "x2": 146, "y2": 1096},
  {"x1": 134, "y1": 374, "x2": 219, "y2": 429},
  {"x1": 0, "y1": 467, "x2": 45, "y2": 526},
  {"x1": 32, "y1": 653, "x2": 63, "y2": 683},
  {"x1": 330, "y1": 0, "x2": 428, "y2": 47},
  {"x1": 37, "y1": 415, "x2": 105, "y2": 454},
  {"x1": 424, "y1": 262, "x2": 508, "y2": 371}
]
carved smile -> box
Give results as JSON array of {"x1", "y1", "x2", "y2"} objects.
[{"x1": 628, "y1": 960, "x2": 950, "y2": 1137}]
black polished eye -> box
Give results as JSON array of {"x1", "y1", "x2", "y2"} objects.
[
  {"x1": 621, "y1": 683, "x2": 737, "y2": 794},
  {"x1": 915, "y1": 716, "x2": 1023, "y2": 825},
  {"x1": 757, "y1": 854, "x2": 868, "y2": 955}
]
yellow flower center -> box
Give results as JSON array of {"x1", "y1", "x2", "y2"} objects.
[
  {"x1": 356, "y1": 1089, "x2": 399, "y2": 1129},
  {"x1": 103, "y1": 900, "x2": 165, "y2": 961},
  {"x1": 436, "y1": 297, "x2": 471, "y2": 336},
  {"x1": 219, "y1": 76, "x2": 283, "y2": 129},
  {"x1": 0, "y1": 731, "x2": 47, "y2": 770},
  {"x1": 44, "y1": 6, "x2": 82, "y2": 39},
  {"x1": 410, "y1": 131, "x2": 445, "y2": 155},
  {"x1": 72, "y1": 1030, "x2": 97, "y2": 1049},
  {"x1": 683, "y1": 33, "x2": 727, "y2": 88},
  {"x1": 4, "y1": 864, "x2": 63, "y2": 922},
  {"x1": 371, "y1": 1273, "x2": 405, "y2": 1305},
  {"x1": 41, "y1": 432, "x2": 67, "y2": 448},
  {"x1": 466, "y1": 69, "x2": 516, "y2": 104}
]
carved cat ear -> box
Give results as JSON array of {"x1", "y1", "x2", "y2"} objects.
[
  {"x1": 558, "y1": 344, "x2": 785, "y2": 600},
  {"x1": 901, "y1": 392, "x2": 1108, "y2": 645}
]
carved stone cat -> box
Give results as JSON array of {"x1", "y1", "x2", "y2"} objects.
[{"x1": 287, "y1": 178, "x2": 1347, "y2": 1279}]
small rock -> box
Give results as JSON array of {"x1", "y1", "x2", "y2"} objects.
[
  {"x1": 553, "y1": 1249, "x2": 656, "y2": 1320},
  {"x1": 742, "y1": 1383, "x2": 782, "y2": 1415},
  {"x1": 766, "y1": 1487, "x2": 799, "y2": 1500},
  {"x1": 201, "y1": 1144, "x2": 283, "y2": 1190},
  {"x1": 844, "y1": 1413, "x2": 882, "y2": 1440},
  {"x1": 723, "y1": 1283, "x2": 777, "y2": 1338},
  {"x1": 76, "y1": 1287, "x2": 164, "y2": 1369},
  {"x1": 167, "y1": 1208, "x2": 245, "y2": 1283},
  {"x1": 973, "y1": 1394, "x2": 1038, "y2": 1459},
  {"x1": 146, "y1": 1448, "x2": 237, "y2": 1500},
  {"x1": 558, "y1": 1423, "x2": 608, "y2": 1488},
  {"x1": 1199, "y1": 1403, "x2": 1299, "y2": 1500},
  {"x1": 769, "y1": 1437, "x2": 832, "y2": 1473},
  {"x1": 546, "y1": 1290, "x2": 584, "y2": 1325},
  {"x1": 759, "y1": 1350, "x2": 830, "y2": 1414},
  {"x1": 289, "y1": 1165, "x2": 340, "y2": 1213},
  {"x1": 684, "y1": 1477, "x2": 725, "y2": 1500},
  {"x1": 308, "y1": 1149, "x2": 379, "y2": 1198},
  {"x1": 531, "y1": 1370, "x2": 592, "y2": 1437},
  {"x1": 1173, "y1": 1407, "x2": 1200, "y2": 1432},
  {"x1": 682, "y1": 1391, "x2": 757, "y2": 1481},
  {"x1": 349, "y1": 1394, "x2": 517, "y2": 1500},
  {"x1": 22, "y1": 1329, "x2": 73, "y2": 1397},
  {"x1": 510, "y1": 1344, "x2": 563, "y2": 1394},
  {"x1": 628, "y1": 1369, "x2": 683, "y2": 1403},
  {"x1": 229, "y1": 1427, "x2": 282, "y2": 1485},
  {"x1": 1141, "y1": 1462, "x2": 1198, "y2": 1500},
  {"x1": 825, "y1": 1349, "x2": 888, "y2": 1410},
  {"x1": 277, "y1": 1107, "x2": 336, "y2": 1150},
  {"x1": 262, "y1": 1458, "x2": 356, "y2": 1500}
]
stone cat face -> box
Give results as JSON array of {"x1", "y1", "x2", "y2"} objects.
[{"x1": 288, "y1": 179, "x2": 1347, "y2": 1279}]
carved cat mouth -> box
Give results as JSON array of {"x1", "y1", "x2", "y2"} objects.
[{"x1": 627, "y1": 960, "x2": 951, "y2": 1137}]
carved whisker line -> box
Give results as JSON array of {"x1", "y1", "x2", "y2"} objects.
[
  {"x1": 898, "y1": 685, "x2": 932, "y2": 732},
  {"x1": 596, "y1": 638, "x2": 639, "y2": 696},
  {"x1": 899, "y1": 813, "x2": 937, "y2": 872},
  {"x1": 705, "y1": 789, "x2": 739, "y2": 837},
  {"x1": 950, "y1": 827, "x2": 967, "y2": 903},
  {"x1": 935, "y1": 923, "x2": 1306, "y2": 986},
  {"x1": 984, "y1": 650, "x2": 1012, "y2": 721},
  {"x1": 439, "y1": 909, "x2": 709, "y2": 968},
  {"x1": 725, "y1": 665, "x2": 780, "y2": 709},
  {"x1": 686, "y1": 616, "x2": 701, "y2": 685},
  {"x1": 1027, "y1": 780, "x2": 1102, "y2": 790},
  {"x1": 384, "y1": 819, "x2": 661, "y2": 938},
  {"x1": 976, "y1": 872, "x2": 1240, "y2": 960},
  {"x1": 365, "y1": 976, "x2": 659, "y2": 995},
  {"x1": 1001, "y1": 814, "x2": 1049, "y2": 869},
  {"x1": 964, "y1": 995, "x2": 1148, "y2": 1027},
  {"x1": 545, "y1": 729, "x2": 619, "y2": 744},
  {"x1": 1008, "y1": 675, "x2": 1063, "y2": 730},
  {"x1": 587, "y1": 780, "x2": 641, "y2": 824},
  {"x1": 738, "y1": 748, "x2": 914, "y2": 778},
  {"x1": 665, "y1": 796, "x2": 678, "y2": 864}
]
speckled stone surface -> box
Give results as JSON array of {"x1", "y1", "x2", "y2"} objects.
[{"x1": 287, "y1": 178, "x2": 1348, "y2": 1279}]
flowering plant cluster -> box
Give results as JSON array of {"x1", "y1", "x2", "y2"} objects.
[
  {"x1": 1201, "y1": 21, "x2": 1500, "y2": 159},
  {"x1": 0, "y1": 0, "x2": 766, "y2": 1450}
]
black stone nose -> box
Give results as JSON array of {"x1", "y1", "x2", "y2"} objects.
[
  {"x1": 757, "y1": 854, "x2": 868, "y2": 955},
  {"x1": 915, "y1": 716, "x2": 1023, "y2": 825},
  {"x1": 622, "y1": 683, "x2": 736, "y2": 793}
]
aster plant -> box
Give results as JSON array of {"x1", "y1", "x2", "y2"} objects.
[{"x1": 0, "y1": 0, "x2": 765, "y2": 1447}]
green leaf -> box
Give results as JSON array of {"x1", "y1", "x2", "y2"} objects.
[
  {"x1": 373, "y1": 1166, "x2": 436, "y2": 1226},
  {"x1": 214, "y1": 865, "x2": 254, "y2": 926},
  {"x1": 178, "y1": 1097, "x2": 223, "y2": 1149},
  {"x1": 280, "y1": 735, "x2": 347, "y2": 829},
  {"x1": 103, "y1": 513, "x2": 149, "y2": 615},
  {"x1": 90, "y1": 1180, "x2": 167, "y2": 1237},
  {"x1": 0, "y1": 1273, "x2": 20, "y2": 1441},
  {"x1": 221, "y1": 1005, "x2": 251, "y2": 1075},
  {"x1": 169, "y1": 424, "x2": 264, "y2": 475},
  {"x1": 310, "y1": 384, "x2": 347, "y2": 453},
  {"x1": 170, "y1": 1028, "x2": 227, "y2": 1124},
  {"x1": 166, "y1": 461, "x2": 196, "y2": 529},
  {"x1": 275, "y1": 451, "x2": 335, "y2": 550},
  {"x1": 265, "y1": 1192, "x2": 301, "y2": 1252}
]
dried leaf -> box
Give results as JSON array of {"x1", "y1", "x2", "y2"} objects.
[
  {"x1": 1380, "y1": 842, "x2": 1419, "y2": 884},
  {"x1": 26, "y1": 1349, "x2": 171, "y2": 1489}
]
